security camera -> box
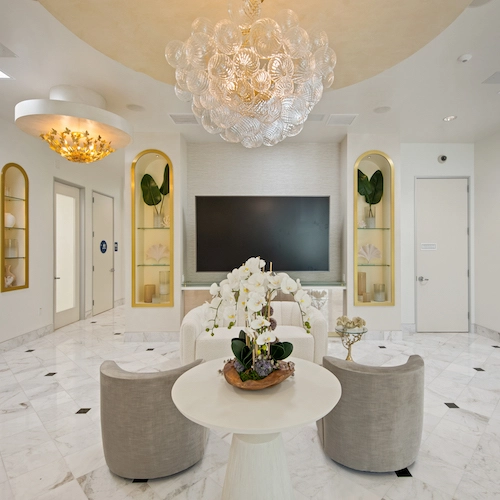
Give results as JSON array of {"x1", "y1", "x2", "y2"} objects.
[{"x1": 438, "y1": 155, "x2": 447, "y2": 163}]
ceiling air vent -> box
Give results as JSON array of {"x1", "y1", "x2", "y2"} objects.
[
  {"x1": 307, "y1": 114, "x2": 325, "y2": 122},
  {"x1": 482, "y1": 72, "x2": 500, "y2": 84},
  {"x1": 326, "y1": 114, "x2": 358, "y2": 126},
  {"x1": 0, "y1": 43, "x2": 17, "y2": 58},
  {"x1": 169, "y1": 114, "x2": 199, "y2": 125}
]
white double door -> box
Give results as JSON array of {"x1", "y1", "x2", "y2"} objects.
[{"x1": 415, "y1": 178, "x2": 469, "y2": 332}]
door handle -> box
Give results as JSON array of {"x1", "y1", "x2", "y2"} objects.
[
  {"x1": 417, "y1": 276, "x2": 429, "y2": 282},
  {"x1": 54, "y1": 277, "x2": 61, "y2": 280},
  {"x1": 110, "y1": 268, "x2": 115, "y2": 272}
]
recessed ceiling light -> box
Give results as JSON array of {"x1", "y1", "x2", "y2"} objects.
[
  {"x1": 443, "y1": 115, "x2": 457, "y2": 122},
  {"x1": 0, "y1": 70, "x2": 12, "y2": 79},
  {"x1": 126, "y1": 104, "x2": 145, "y2": 112},
  {"x1": 457, "y1": 54, "x2": 472, "y2": 63},
  {"x1": 373, "y1": 106, "x2": 391, "y2": 114}
]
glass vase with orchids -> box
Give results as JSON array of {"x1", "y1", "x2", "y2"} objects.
[{"x1": 204, "y1": 256, "x2": 313, "y2": 386}]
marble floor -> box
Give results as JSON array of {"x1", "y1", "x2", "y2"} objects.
[{"x1": 0, "y1": 308, "x2": 499, "y2": 500}]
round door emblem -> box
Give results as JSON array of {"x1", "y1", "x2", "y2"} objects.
[{"x1": 100, "y1": 240, "x2": 107, "y2": 253}]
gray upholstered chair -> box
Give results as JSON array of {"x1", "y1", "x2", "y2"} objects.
[
  {"x1": 100, "y1": 359, "x2": 208, "y2": 480},
  {"x1": 317, "y1": 355, "x2": 424, "y2": 472}
]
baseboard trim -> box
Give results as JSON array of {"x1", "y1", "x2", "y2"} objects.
[
  {"x1": 0, "y1": 324, "x2": 54, "y2": 352},
  {"x1": 474, "y1": 323, "x2": 500, "y2": 342}
]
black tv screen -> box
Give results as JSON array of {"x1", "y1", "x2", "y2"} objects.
[{"x1": 196, "y1": 196, "x2": 329, "y2": 272}]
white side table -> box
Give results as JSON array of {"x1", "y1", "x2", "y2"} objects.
[{"x1": 172, "y1": 358, "x2": 341, "y2": 500}]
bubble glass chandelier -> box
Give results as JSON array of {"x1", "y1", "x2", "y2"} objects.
[{"x1": 165, "y1": 0, "x2": 336, "y2": 148}]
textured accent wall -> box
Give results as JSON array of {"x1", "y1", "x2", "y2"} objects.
[{"x1": 185, "y1": 142, "x2": 342, "y2": 283}]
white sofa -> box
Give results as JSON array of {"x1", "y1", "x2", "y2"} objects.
[{"x1": 180, "y1": 301, "x2": 328, "y2": 365}]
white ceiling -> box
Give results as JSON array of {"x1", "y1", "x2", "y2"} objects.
[{"x1": 0, "y1": 0, "x2": 499, "y2": 146}]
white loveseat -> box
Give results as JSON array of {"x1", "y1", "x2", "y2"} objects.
[{"x1": 180, "y1": 301, "x2": 328, "y2": 365}]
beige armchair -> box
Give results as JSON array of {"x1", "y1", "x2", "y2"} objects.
[
  {"x1": 317, "y1": 355, "x2": 424, "y2": 472},
  {"x1": 100, "y1": 359, "x2": 208, "y2": 480},
  {"x1": 180, "y1": 301, "x2": 328, "y2": 365}
]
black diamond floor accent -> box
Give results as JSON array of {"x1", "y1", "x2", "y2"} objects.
[
  {"x1": 114, "y1": 333, "x2": 121, "y2": 335},
  {"x1": 395, "y1": 468, "x2": 412, "y2": 477},
  {"x1": 493, "y1": 345, "x2": 500, "y2": 348},
  {"x1": 445, "y1": 403, "x2": 459, "y2": 408},
  {"x1": 91, "y1": 321, "x2": 96, "y2": 324},
  {"x1": 132, "y1": 479, "x2": 148, "y2": 483},
  {"x1": 45, "y1": 372, "x2": 56, "y2": 377},
  {"x1": 76, "y1": 408, "x2": 91, "y2": 414},
  {"x1": 25, "y1": 349, "x2": 34, "y2": 352},
  {"x1": 147, "y1": 348, "x2": 154, "y2": 351},
  {"x1": 474, "y1": 368, "x2": 485, "y2": 371},
  {"x1": 379, "y1": 346, "x2": 387, "y2": 349}
]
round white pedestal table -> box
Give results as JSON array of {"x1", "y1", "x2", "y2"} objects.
[{"x1": 172, "y1": 358, "x2": 341, "y2": 500}]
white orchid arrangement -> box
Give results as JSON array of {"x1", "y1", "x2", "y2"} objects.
[
  {"x1": 204, "y1": 256, "x2": 312, "y2": 342},
  {"x1": 204, "y1": 257, "x2": 313, "y2": 381}
]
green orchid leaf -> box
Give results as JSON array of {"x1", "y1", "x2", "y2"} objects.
[
  {"x1": 357, "y1": 169, "x2": 374, "y2": 198},
  {"x1": 241, "y1": 346, "x2": 252, "y2": 369},
  {"x1": 239, "y1": 330, "x2": 246, "y2": 341},
  {"x1": 270, "y1": 343, "x2": 285, "y2": 360},
  {"x1": 160, "y1": 164, "x2": 170, "y2": 196},
  {"x1": 140, "y1": 174, "x2": 161, "y2": 207},
  {"x1": 281, "y1": 341, "x2": 293, "y2": 359},
  {"x1": 231, "y1": 338, "x2": 246, "y2": 361}
]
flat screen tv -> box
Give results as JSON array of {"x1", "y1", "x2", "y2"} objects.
[{"x1": 196, "y1": 196, "x2": 329, "y2": 272}]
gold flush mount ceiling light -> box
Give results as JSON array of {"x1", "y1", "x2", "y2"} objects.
[
  {"x1": 15, "y1": 86, "x2": 132, "y2": 163},
  {"x1": 165, "y1": 0, "x2": 336, "y2": 148}
]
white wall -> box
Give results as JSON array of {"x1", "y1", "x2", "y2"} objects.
[
  {"x1": 124, "y1": 132, "x2": 185, "y2": 333},
  {"x1": 345, "y1": 134, "x2": 401, "y2": 331},
  {"x1": 0, "y1": 117, "x2": 125, "y2": 344},
  {"x1": 474, "y1": 131, "x2": 499, "y2": 333},
  {"x1": 185, "y1": 142, "x2": 342, "y2": 284},
  {"x1": 400, "y1": 143, "x2": 474, "y2": 327}
]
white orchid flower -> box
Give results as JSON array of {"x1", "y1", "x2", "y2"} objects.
[
  {"x1": 247, "y1": 272, "x2": 267, "y2": 294},
  {"x1": 245, "y1": 257, "x2": 262, "y2": 274},
  {"x1": 221, "y1": 284, "x2": 235, "y2": 304},
  {"x1": 294, "y1": 289, "x2": 312, "y2": 308},
  {"x1": 296, "y1": 278, "x2": 302, "y2": 290},
  {"x1": 227, "y1": 268, "x2": 241, "y2": 290},
  {"x1": 250, "y1": 317, "x2": 271, "y2": 330},
  {"x1": 281, "y1": 276, "x2": 298, "y2": 294},
  {"x1": 209, "y1": 282, "x2": 220, "y2": 296},
  {"x1": 247, "y1": 291, "x2": 266, "y2": 312},
  {"x1": 267, "y1": 273, "x2": 282, "y2": 289},
  {"x1": 244, "y1": 327, "x2": 257, "y2": 340},
  {"x1": 257, "y1": 332, "x2": 276, "y2": 345},
  {"x1": 223, "y1": 306, "x2": 237, "y2": 323},
  {"x1": 240, "y1": 280, "x2": 251, "y2": 295}
]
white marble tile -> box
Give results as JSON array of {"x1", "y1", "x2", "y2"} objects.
[
  {"x1": 44, "y1": 412, "x2": 94, "y2": 439},
  {"x1": 64, "y1": 441, "x2": 106, "y2": 479},
  {"x1": 77, "y1": 464, "x2": 132, "y2": 499},
  {"x1": 3, "y1": 439, "x2": 62, "y2": 479},
  {"x1": 454, "y1": 470, "x2": 500, "y2": 500},
  {"x1": 0, "y1": 410, "x2": 42, "y2": 439},
  {"x1": 421, "y1": 433, "x2": 476, "y2": 470},
  {"x1": 409, "y1": 451, "x2": 465, "y2": 497},
  {"x1": 384, "y1": 477, "x2": 453, "y2": 500},
  {"x1": 0, "y1": 479, "x2": 14, "y2": 500},
  {"x1": 54, "y1": 422, "x2": 102, "y2": 457},
  {"x1": 37, "y1": 479, "x2": 88, "y2": 500},
  {"x1": 430, "y1": 416, "x2": 483, "y2": 450},
  {"x1": 0, "y1": 424, "x2": 52, "y2": 456},
  {"x1": 35, "y1": 400, "x2": 82, "y2": 423},
  {"x1": 9, "y1": 457, "x2": 73, "y2": 500},
  {"x1": 455, "y1": 385, "x2": 499, "y2": 418},
  {"x1": 0, "y1": 456, "x2": 7, "y2": 483}
]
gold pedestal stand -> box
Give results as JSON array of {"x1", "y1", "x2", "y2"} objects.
[{"x1": 335, "y1": 327, "x2": 367, "y2": 361}]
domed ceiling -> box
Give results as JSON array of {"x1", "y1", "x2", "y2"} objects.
[{"x1": 38, "y1": 0, "x2": 470, "y2": 90}]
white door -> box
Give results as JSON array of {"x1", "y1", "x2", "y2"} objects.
[
  {"x1": 54, "y1": 182, "x2": 81, "y2": 329},
  {"x1": 92, "y1": 192, "x2": 114, "y2": 315},
  {"x1": 415, "y1": 178, "x2": 469, "y2": 332}
]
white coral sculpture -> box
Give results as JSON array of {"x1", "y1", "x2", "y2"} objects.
[
  {"x1": 358, "y1": 244, "x2": 381, "y2": 263},
  {"x1": 146, "y1": 244, "x2": 169, "y2": 263}
]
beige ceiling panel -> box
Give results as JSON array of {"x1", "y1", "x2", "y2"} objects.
[{"x1": 39, "y1": 0, "x2": 470, "y2": 89}]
